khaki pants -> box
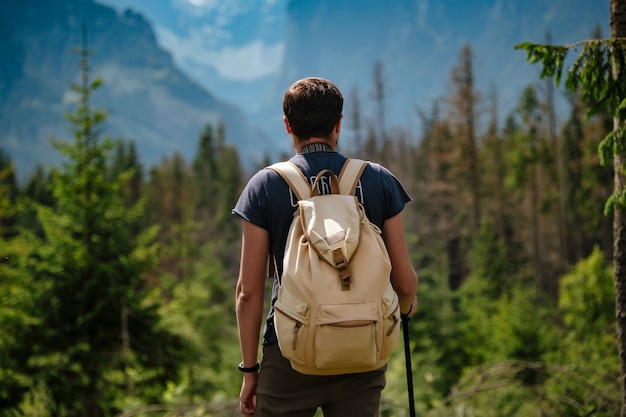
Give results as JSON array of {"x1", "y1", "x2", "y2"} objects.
[{"x1": 256, "y1": 343, "x2": 386, "y2": 417}]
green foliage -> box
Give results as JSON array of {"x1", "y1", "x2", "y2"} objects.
[
  {"x1": 7, "y1": 382, "x2": 54, "y2": 417},
  {"x1": 458, "y1": 235, "x2": 548, "y2": 367},
  {"x1": 193, "y1": 124, "x2": 220, "y2": 215},
  {"x1": 422, "y1": 248, "x2": 618, "y2": 417},
  {"x1": 515, "y1": 39, "x2": 626, "y2": 120},
  {"x1": 2, "y1": 26, "x2": 623, "y2": 417},
  {"x1": 469, "y1": 221, "x2": 511, "y2": 297},
  {"x1": 413, "y1": 247, "x2": 462, "y2": 396},
  {"x1": 515, "y1": 38, "x2": 626, "y2": 213},
  {"x1": 192, "y1": 123, "x2": 243, "y2": 240},
  {"x1": 213, "y1": 146, "x2": 242, "y2": 237},
  {"x1": 158, "y1": 243, "x2": 239, "y2": 403},
  {"x1": 567, "y1": 40, "x2": 626, "y2": 120},
  {"x1": 0, "y1": 172, "x2": 39, "y2": 408},
  {"x1": 0, "y1": 41, "x2": 187, "y2": 417},
  {"x1": 0, "y1": 153, "x2": 25, "y2": 240},
  {"x1": 515, "y1": 42, "x2": 569, "y2": 86},
  {"x1": 558, "y1": 246, "x2": 615, "y2": 361},
  {"x1": 540, "y1": 248, "x2": 619, "y2": 416}
]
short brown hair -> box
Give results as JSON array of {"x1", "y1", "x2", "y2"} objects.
[{"x1": 282, "y1": 77, "x2": 343, "y2": 139}]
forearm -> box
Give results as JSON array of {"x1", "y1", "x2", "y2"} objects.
[
  {"x1": 382, "y1": 212, "x2": 418, "y2": 315},
  {"x1": 236, "y1": 220, "x2": 270, "y2": 366},
  {"x1": 236, "y1": 283, "x2": 265, "y2": 366},
  {"x1": 394, "y1": 269, "x2": 418, "y2": 315}
]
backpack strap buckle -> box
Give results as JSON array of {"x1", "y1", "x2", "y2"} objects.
[{"x1": 332, "y1": 248, "x2": 351, "y2": 291}]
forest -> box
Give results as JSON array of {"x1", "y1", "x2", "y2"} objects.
[{"x1": 0, "y1": 21, "x2": 623, "y2": 417}]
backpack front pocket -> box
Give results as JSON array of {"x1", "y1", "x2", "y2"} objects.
[{"x1": 314, "y1": 302, "x2": 379, "y2": 369}]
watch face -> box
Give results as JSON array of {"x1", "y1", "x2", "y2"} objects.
[{"x1": 238, "y1": 362, "x2": 260, "y2": 372}]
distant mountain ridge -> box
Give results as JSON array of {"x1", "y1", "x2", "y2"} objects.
[
  {"x1": 0, "y1": 0, "x2": 611, "y2": 182},
  {"x1": 252, "y1": 0, "x2": 610, "y2": 143},
  {"x1": 0, "y1": 0, "x2": 276, "y2": 182}
]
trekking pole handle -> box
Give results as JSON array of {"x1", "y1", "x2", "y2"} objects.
[{"x1": 401, "y1": 303, "x2": 413, "y2": 322}]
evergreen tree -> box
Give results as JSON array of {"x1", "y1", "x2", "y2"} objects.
[
  {"x1": 110, "y1": 140, "x2": 143, "y2": 210},
  {"x1": 22, "y1": 33, "x2": 183, "y2": 417},
  {"x1": 214, "y1": 145, "x2": 242, "y2": 239},
  {"x1": 0, "y1": 149, "x2": 19, "y2": 237},
  {"x1": 0, "y1": 155, "x2": 39, "y2": 409},
  {"x1": 193, "y1": 124, "x2": 219, "y2": 222},
  {"x1": 448, "y1": 45, "x2": 481, "y2": 236}
]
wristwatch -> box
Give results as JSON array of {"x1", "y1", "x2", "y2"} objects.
[{"x1": 238, "y1": 361, "x2": 260, "y2": 372}]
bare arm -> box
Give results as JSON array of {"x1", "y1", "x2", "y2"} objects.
[
  {"x1": 235, "y1": 220, "x2": 269, "y2": 415},
  {"x1": 382, "y1": 212, "x2": 418, "y2": 315}
]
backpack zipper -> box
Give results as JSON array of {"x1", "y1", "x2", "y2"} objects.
[{"x1": 293, "y1": 321, "x2": 303, "y2": 350}]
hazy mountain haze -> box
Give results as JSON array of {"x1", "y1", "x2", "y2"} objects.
[
  {"x1": 0, "y1": 0, "x2": 610, "y2": 181},
  {"x1": 0, "y1": 0, "x2": 276, "y2": 182},
  {"x1": 98, "y1": 0, "x2": 609, "y2": 135}
]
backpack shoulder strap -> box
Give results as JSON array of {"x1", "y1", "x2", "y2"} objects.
[
  {"x1": 338, "y1": 158, "x2": 368, "y2": 195},
  {"x1": 267, "y1": 161, "x2": 311, "y2": 200}
]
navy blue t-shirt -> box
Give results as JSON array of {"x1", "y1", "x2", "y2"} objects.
[{"x1": 233, "y1": 150, "x2": 411, "y2": 345}]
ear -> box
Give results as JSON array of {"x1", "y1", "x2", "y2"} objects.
[
  {"x1": 283, "y1": 116, "x2": 293, "y2": 134},
  {"x1": 335, "y1": 115, "x2": 343, "y2": 133}
]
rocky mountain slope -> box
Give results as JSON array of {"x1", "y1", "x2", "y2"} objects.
[{"x1": 0, "y1": 0, "x2": 275, "y2": 181}]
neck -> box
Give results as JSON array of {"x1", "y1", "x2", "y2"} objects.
[{"x1": 294, "y1": 137, "x2": 337, "y2": 153}]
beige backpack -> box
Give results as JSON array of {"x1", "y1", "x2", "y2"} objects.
[{"x1": 268, "y1": 158, "x2": 401, "y2": 375}]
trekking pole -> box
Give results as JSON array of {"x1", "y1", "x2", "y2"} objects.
[{"x1": 401, "y1": 314, "x2": 416, "y2": 417}]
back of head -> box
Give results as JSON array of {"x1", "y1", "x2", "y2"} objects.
[{"x1": 283, "y1": 77, "x2": 343, "y2": 140}]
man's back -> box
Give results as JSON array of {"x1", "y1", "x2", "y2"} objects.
[{"x1": 234, "y1": 77, "x2": 417, "y2": 417}]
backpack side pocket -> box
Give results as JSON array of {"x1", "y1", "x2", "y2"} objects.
[
  {"x1": 274, "y1": 289, "x2": 310, "y2": 366},
  {"x1": 380, "y1": 284, "x2": 401, "y2": 359}
]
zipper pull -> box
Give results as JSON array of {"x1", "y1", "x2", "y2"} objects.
[
  {"x1": 387, "y1": 314, "x2": 399, "y2": 336},
  {"x1": 374, "y1": 322, "x2": 380, "y2": 352},
  {"x1": 293, "y1": 321, "x2": 303, "y2": 350}
]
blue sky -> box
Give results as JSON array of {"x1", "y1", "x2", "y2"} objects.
[
  {"x1": 97, "y1": 0, "x2": 610, "y2": 85},
  {"x1": 99, "y1": 0, "x2": 287, "y2": 81},
  {"x1": 95, "y1": 0, "x2": 610, "y2": 141}
]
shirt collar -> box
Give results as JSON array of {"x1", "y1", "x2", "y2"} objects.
[{"x1": 299, "y1": 142, "x2": 333, "y2": 154}]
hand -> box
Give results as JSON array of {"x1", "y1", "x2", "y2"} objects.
[
  {"x1": 239, "y1": 371, "x2": 259, "y2": 416},
  {"x1": 408, "y1": 296, "x2": 418, "y2": 317},
  {"x1": 401, "y1": 296, "x2": 418, "y2": 320}
]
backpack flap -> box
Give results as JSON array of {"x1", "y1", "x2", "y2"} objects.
[
  {"x1": 299, "y1": 194, "x2": 362, "y2": 290},
  {"x1": 299, "y1": 169, "x2": 363, "y2": 291}
]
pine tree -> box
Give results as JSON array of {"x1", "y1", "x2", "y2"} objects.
[
  {"x1": 448, "y1": 45, "x2": 481, "y2": 236},
  {"x1": 0, "y1": 153, "x2": 39, "y2": 409},
  {"x1": 26, "y1": 30, "x2": 183, "y2": 417}
]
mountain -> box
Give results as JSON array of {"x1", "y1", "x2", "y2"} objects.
[
  {"x1": 0, "y1": 0, "x2": 611, "y2": 182},
  {"x1": 98, "y1": 0, "x2": 610, "y2": 150},
  {"x1": 0, "y1": 0, "x2": 276, "y2": 182},
  {"x1": 255, "y1": 0, "x2": 610, "y2": 142}
]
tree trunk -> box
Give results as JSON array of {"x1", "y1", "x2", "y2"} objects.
[
  {"x1": 610, "y1": 0, "x2": 626, "y2": 415},
  {"x1": 373, "y1": 61, "x2": 388, "y2": 164},
  {"x1": 616, "y1": 143, "x2": 626, "y2": 417},
  {"x1": 463, "y1": 48, "x2": 481, "y2": 235}
]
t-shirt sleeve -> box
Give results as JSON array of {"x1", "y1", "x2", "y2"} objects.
[
  {"x1": 232, "y1": 169, "x2": 271, "y2": 230},
  {"x1": 379, "y1": 165, "x2": 412, "y2": 219}
]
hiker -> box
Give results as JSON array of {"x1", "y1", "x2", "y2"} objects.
[{"x1": 233, "y1": 77, "x2": 418, "y2": 417}]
